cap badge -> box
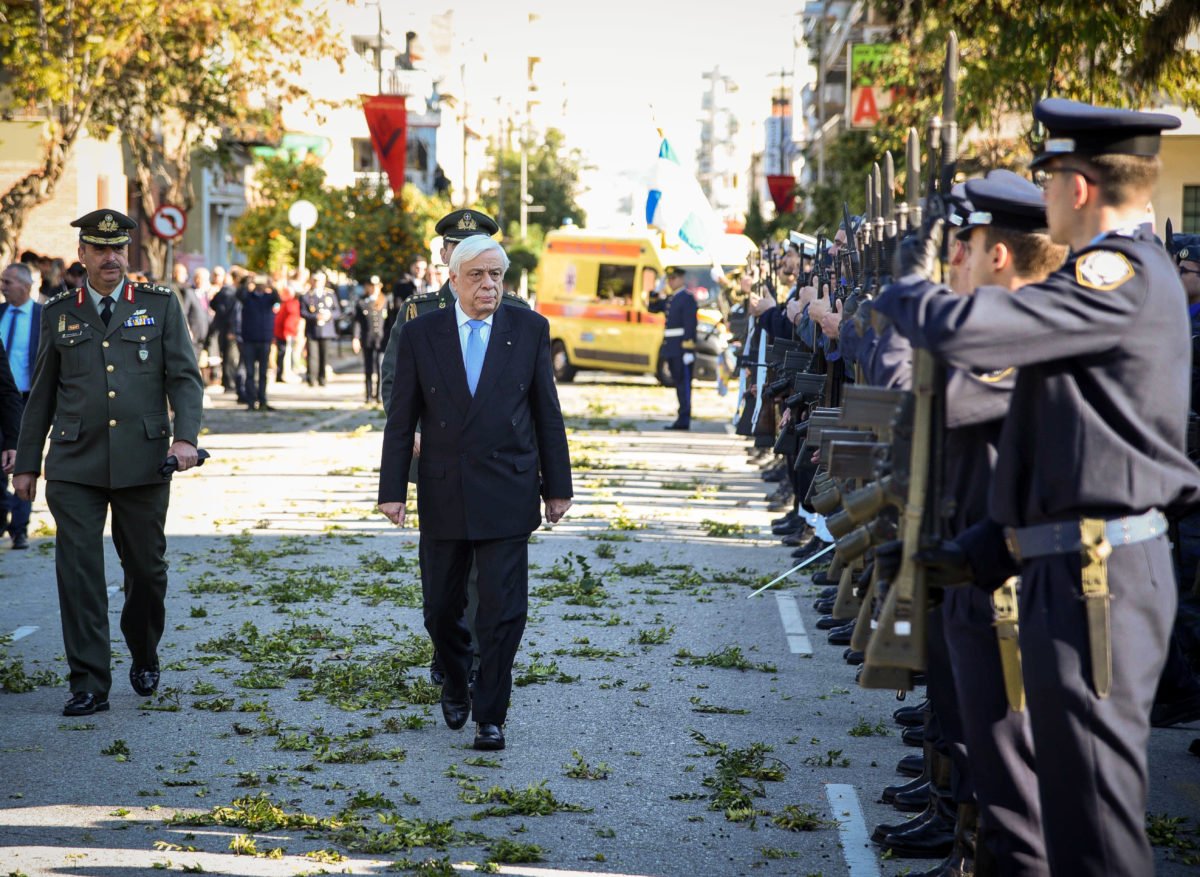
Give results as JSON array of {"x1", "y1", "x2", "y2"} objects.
[
  {"x1": 98, "y1": 214, "x2": 119, "y2": 232},
  {"x1": 457, "y1": 214, "x2": 477, "y2": 231}
]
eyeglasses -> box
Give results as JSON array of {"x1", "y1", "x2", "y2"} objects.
[{"x1": 1033, "y1": 166, "x2": 1098, "y2": 189}]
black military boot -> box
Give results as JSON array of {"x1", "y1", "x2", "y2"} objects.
[
  {"x1": 911, "y1": 802, "x2": 979, "y2": 876},
  {"x1": 883, "y1": 742, "x2": 934, "y2": 805},
  {"x1": 894, "y1": 699, "x2": 929, "y2": 727}
]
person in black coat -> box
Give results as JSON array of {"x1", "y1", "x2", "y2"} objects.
[
  {"x1": 377, "y1": 236, "x2": 572, "y2": 752},
  {"x1": 299, "y1": 272, "x2": 341, "y2": 387},
  {"x1": 0, "y1": 339, "x2": 22, "y2": 474},
  {"x1": 353, "y1": 276, "x2": 389, "y2": 403},
  {"x1": 648, "y1": 265, "x2": 698, "y2": 429}
]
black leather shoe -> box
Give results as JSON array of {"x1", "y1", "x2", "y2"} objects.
[
  {"x1": 815, "y1": 613, "x2": 853, "y2": 630},
  {"x1": 762, "y1": 465, "x2": 786, "y2": 483},
  {"x1": 11, "y1": 531, "x2": 28, "y2": 550},
  {"x1": 827, "y1": 620, "x2": 855, "y2": 646},
  {"x1": 129, "y1": 664, "x2": 160, "y2": 697},
  {"x1": 664, "y1": 422, "x2": 690, "y2": 430},
  {"x1": 844, "y1": 649, "x2": 865, "y2": 665},
  {"x1": 63, "y1": 692, "x2": 109, "y2": 716},
  {"x1": 811, "y1": 571, "x2": 832, "y2": 587},
  {"x1": 781, "y1": 530, "x2": 814, "y2": 547},
  {"x1": 872, "y1": 806, "x2": 934, "y2": 843},
  {"x1": 817, "y1": 584, "x2": 838, "y2": 599},
  {"x1": 813, "y1": 597, "x2": 835, "y2": 614},
  {"x1": 441, "y1": 687, "x2": 470, "y2": 730},
  {"x1": 878, "y1": 798, "x2": 957, "y2": 858},
  {"x1": 429, "y1": 652, "x2": 445, "y2": 686},
  {"x1": 894, "y1": 703, "x2": 928, "y2": 728},
  {"x1": 474, "y1": 723, "x2": 505, "y2": 750},
  {"x1": 897, "y1": 752, "x2": 925, "y2": 777},
  {"x1": 903, "y1": 725, "x2": 925, "y2": 747},
  {"x1": 791, "y1": 538, "x2": 829, "y2": 560},
  {"x1": 882, "y1": 775, "x2": 929, "y2": 805},
  {"x1": 1151, "y1": 689, "x2": 1200, "y2": 728},
  {"x1": 772, "y1": 520, "x2": 802, "y2": 536},
  {"x1": 771, "y1": 512, "x2": 795, "y2": 526},
  {"x1": 892, "y1": 781, "x2": 934, "y2": 813}
]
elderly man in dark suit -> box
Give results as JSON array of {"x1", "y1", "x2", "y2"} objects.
[
  {"x1": 377, "y1": 235, "x2": 572, "y2": 752},
  {"x1": 0, "y1": 262, "x2": 42, "y2": 548}
]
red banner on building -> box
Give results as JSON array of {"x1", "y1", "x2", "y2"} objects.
[
  {"x1": 361, "y1": 95, "x2": 408, "y2": 198},
  {"x1": 767, "y1": 175, "x2": 796, "y2": 214}
]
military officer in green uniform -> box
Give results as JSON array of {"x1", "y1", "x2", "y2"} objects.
[
  {"x1": 380, "y1": 209, "x2": 529, "y2": 410},
  {"x1": 13, "y1": 209, "x2": 205, "y2": 717}
]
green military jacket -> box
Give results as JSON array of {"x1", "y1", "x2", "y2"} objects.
[
  {"x1": 380, "y1": 282, "x2": 530, "y2": 411},
  {"x1": 15, "y1": 279, "x2": 205, "y2": 489}
]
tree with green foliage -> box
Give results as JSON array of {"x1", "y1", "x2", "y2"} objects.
[
  {"x1": 0, "y1": 0, "x2": 344, "y2": 272},
  {"x1": 483, "y1": 128, "x2": 590, "y2": 237},
  {"x1": 232, "y1": 156, "x2": 447, "y2": 285},
  {"x1": 798, "y1": 0, "x2": 1200, "y2": 226}
]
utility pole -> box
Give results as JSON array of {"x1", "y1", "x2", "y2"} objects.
[
  {"x1": 816, "y1": 4, "x2": 826, "y2": 184},
  {"x1": 376, "y1": 4, "x2": 383, "y2": 96}
]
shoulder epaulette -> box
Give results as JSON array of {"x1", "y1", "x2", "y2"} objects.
[
  {"x1": 408, "y1": 291, "x2": 439, "y2": 302},
  {"x1": 45, "y1": 289, "x2": 73, "y2": 305},
  {"x1": 127, "y1": 281, "x2": 171, "y2": 295}
]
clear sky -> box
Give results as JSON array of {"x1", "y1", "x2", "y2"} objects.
[{"x1": 387, "y1": 0, "x2": 807, "y2": 225}]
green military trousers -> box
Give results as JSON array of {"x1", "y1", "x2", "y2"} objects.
[{"x1": 45, "y1": 480, "x2": 171, "y2": 694}]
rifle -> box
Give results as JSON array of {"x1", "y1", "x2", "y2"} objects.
[{"x1": 859, "y1": 31, "x2": 958, "y2": 689}]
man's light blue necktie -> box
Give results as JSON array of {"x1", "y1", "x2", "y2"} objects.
[{"x1": 465, "y1": 319, "x2": 486, "y2": 395}]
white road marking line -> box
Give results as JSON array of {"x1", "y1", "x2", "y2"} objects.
[
  {"x1": 826, "y1": 783, "x2": 881, "y2": 877},
  {"x1": 8, "y1": 625, "x2": 37, "y2": 641},
  {"x1": 774, "y1": 591, "x2": 812, "y2": 655}
]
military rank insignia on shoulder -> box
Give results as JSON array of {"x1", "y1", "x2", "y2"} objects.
[
  {"x1": 1076, "y1": 250, "x2": 1134, "y2": 290},
  {"x1": 46, "y1": 289, "x2": 73, "y2": 306}
]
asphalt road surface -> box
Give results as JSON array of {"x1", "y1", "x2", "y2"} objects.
[{"x1": 2, "y1": 364, "x2": 1197, "y2": 876}]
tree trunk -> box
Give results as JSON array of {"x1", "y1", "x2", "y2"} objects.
[{"x1": 0, "y1": 133, "x2": 72, "y2": 266}]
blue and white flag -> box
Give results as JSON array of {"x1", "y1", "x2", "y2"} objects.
[{"x1": 645, "y1": 137, "x2": 723, "y2": 255}]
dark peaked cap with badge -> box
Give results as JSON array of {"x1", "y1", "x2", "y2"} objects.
[
  {"x1": 70, "y1": 209, "x2": 137, "y2": 246},
  {"x1": 944, "y1": 181, "x2": 975, "y2": 230},
  {"x1": 1030, "y1": 98, "x2": 1181, "y2": 168},
  {"x1": 959, "y1": 170, "x2": 1048, "y2": 235},
  {"x1": 435, "y1": 209, "x2": 499, "y2": 243},
  {"x1": 1168, "y1": 234, "x2": 1200, "y2": 263}
]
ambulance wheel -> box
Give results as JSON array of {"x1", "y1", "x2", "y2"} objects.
[{"x1": 552, "y1": 340, "x2": 576, "y2": 383}]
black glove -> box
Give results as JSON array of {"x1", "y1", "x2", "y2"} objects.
[
  {"x1": 913, "y1": 539, "x2": 973, "y2": 588},
  {"x1": 873, "y1": 539, "x2": 904, "y2": 584},
  {"x1": 894, "y1": 218, "x2": 944, "y2": 281}
]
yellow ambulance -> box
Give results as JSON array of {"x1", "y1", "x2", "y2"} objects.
[{"x1": 535, "y1": 228, "x2": 753, "y2": 384}]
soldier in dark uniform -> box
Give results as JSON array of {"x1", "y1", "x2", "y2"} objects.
[
  {"x1": 1151, "y1": 230, "x2": 1200, "y2": 730},
  {"x1": 12, "y1": 209, "x2": 205, "y2": 717},
  {"x1": 380, "y1": 209, "x2": 528, "y2": 411},
  {"x1": 353, "y1": 275, "x2": 389, "y2": 403},
  {"x1": 299, "y1": 272, "x2": 341, "y2": 387},
  {"x1": 875, "y1": 100, "x2": 1200, "y2": 875},
  {"x1": 649, "y1": 265, "x2": 698, "y2": 430},
  {"x1": 377, "y1": 208, "x2": 528, "y2": 686}
]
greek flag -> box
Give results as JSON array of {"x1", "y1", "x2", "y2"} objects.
[{"x1": 645, "y1": 137, "x2": 722, "y2": 255}]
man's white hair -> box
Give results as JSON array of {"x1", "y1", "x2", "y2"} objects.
[{"x1": 449, "y1": 235, "x2": 509, "y2": 275}]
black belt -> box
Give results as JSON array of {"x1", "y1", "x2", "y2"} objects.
[{"x1": 1004, "y1": 509, "x2": 1167, "y2": 561}]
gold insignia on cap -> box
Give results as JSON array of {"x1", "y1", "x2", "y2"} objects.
[
  {"x1": 1076, "y1": 249, "x2": 1134, "y2": 291},
  {"x1": 98, "y1": 214, "x2": 119, "y2": 232},
  {"x1": 457, "y1": 213, "x2": 477, "y2": 231}
]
